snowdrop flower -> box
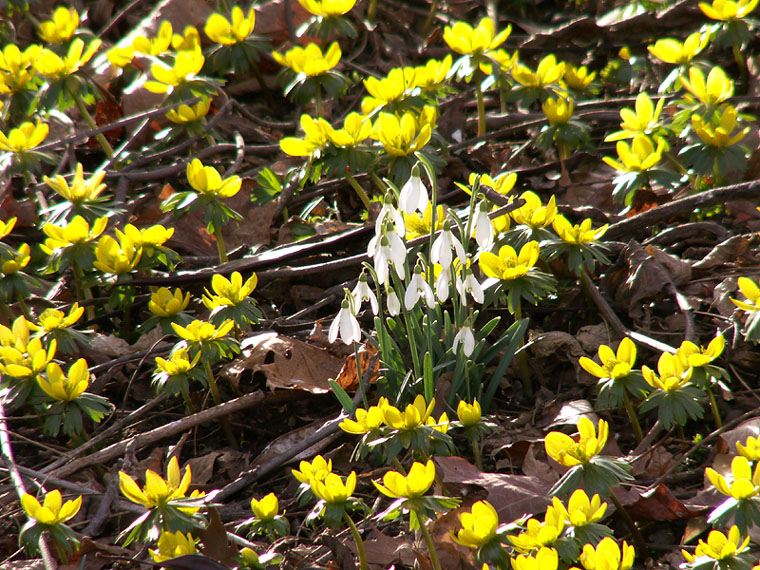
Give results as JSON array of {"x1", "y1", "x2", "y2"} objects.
[
  {"x1": 328, "y1": 291, "x2": 361, "y2": 345},
  {"x1": 430, "y1": 221, "x2": 466, "y2": 269},
  {"x1": 453, "y1": 324, "x2": 476, "y2": 356},
  {"x1": 368, "y1": 224, "x2": 406, "y2": 285},
  {"x1": 457, "y1": 266, "x2": 484, "y2": 305},
  {"x1": 375, "y1": 194, "x2": 405, "y2": 237},
  {"x1": 386, "y1": 287, "x2": 401, "y2": 316},
  {"x1": 352, "y1": 271, "x2": 378, "y2": 315},
  {"x1": 472, "y1": 201, "x2": 494, "y2": 249},
  {"x1": 398, "y1": 174, "x2": 428, "y2": 214},
  {"x1": 405, "y1": 263, "x2": 435, "y2": 310},
  {"x1": 435, "y1": 266, "x2": 452, "y2": 302}
]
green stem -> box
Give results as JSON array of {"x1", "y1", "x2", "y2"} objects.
[
  {"x1": 180, "y1": 382, "x2": 195, "y2": 413},
  {"x1": 73, "y1": 92, "x2": 114, "y2": 158},
  {"x1": 475, "y1": 81, "x2": 486, "y2": 137},
  {"x1": 211, "y1": 220, "x2": 228, "y2": 263},
  {"x1": 677, "y1": 423, "x2": 686, "y2": 442},
  {"x1": 353, "y1": 341, "x2": 368, "y2": 409},
  {"x1": 470, "y1": 435, "x2": 483, "y2": 471},
  {"x1": 513, "y1": 302, "x2": 532, "y2": 396},
  {"x1": 367, "y1": 0, "x2": 377, "y2": 21},
  {"x1": 14, "y1": 294, "x2": 32, "y2": 321},
  {"x1": 315, "y1": 87, "x2": 323, "y2": 118},
  {"x1": 345, "y1": 169, "x2": 373, "y2": 211},
  {"x1": 369, "y1": 172, "x2": 386, "y2": 194},
  {"x1": 622, "y1": 391, "x2": 644, "y2": 443},
  {"x1": 732, "y1": 43, "x2": 748, "y2": 88},
  {"x1": 392, "y1": 456, "x2": 407, "y2": 474},
  {"x1": 417, "y1": 513, "x2": 443, "y2": 570},
  {"x1": 422, "y1": 0, "x2": 440, "y2": 35},
  {"x1": 72, "y1": 262, "x2": 95, "y2": 322},
  {"x1": 608, "y1": 490, "x2": 649, "y2": 559},
  {"x1": 202, "y1": 356, "x2": 222, "y2": 406},
  {"x1": 705, "y1": 382, "x2": 723, "y2": 428},
  {"x1": 343, "y1": 512, "x2": 369, "y2": 570}
]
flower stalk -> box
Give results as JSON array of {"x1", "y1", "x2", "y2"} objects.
[
  {"x1": 342, "y1": 512, "x2": 369, "y2": 570},
  {"x1": 73, "y1": 92, "x2": 114, "y2": 159}
]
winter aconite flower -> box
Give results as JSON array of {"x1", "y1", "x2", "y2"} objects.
[
  {"x1": 205, "y1": 6, "x2": 256, "y2": 45},
  {"x1": 149, "y1": 288, "x2": 191, "y2": 318},
  {"x1": 273, "y1": 42, "x2": 341, "y2": 76},
  {"x1": 38, "y1": 7, "x2": 79, "y2": 43},
  {"x1": 35, "y1": 38, "x2": 101, "y2": 80},
  {"x1": 578, "y1": 537, "x2": 635, "y2": 570},
  {"x1": 681, "y1": 66, "x2": 734, "y2": 107},
  {"x1": 479, "y1": 241, "x2": 540, "y2": 281},
  {"x1": 545, "y1": 417, "x2": 607, "y2": 467},
  {"x1": 700, "y1": 0, "x2": 759, "y2": 21},
  {"x1": 0, "y1": 121, "x2": 49, "y2": 154},
  {"x1": 682, "y1": 525, "x2": 751, "y2": 565},
  {"x1": 150, "y1": 531, "x2": 198, "y2": 562},
  {"x1": 144, "y1": 49, "x2": 205, "y2": 95},
  {"x1": 373, "y1": 111, "x2": 432, "y2": 157},
  {"x1": 511, "y1": 547, "x2": 559, "y2": 570},
  {"x1": 706, "y1": 455, "x2": 760, "y2": 530},
  {"x1": 38, "y1": 359, "x2": 89, "y2": 401},
  {"x1": 452, "y1": 500, "x2": 500, "y2": 548},
  {"x1": 186, "y1": 158, "x2": 242, "y2": 198},
  {"x1": 648, "y1": 32, "x2": 709, "y2": 65},
  {"x1": 20, "y1": 490, "x2": 82, "y2": 557},
  {"x1": 443, "y1": 17, "x2": 511, "y2": 57}
]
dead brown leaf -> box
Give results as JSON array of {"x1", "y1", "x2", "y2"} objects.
[
  {"x1": 623, "y1": 484, "x2": 702, "y2": 521},
  {"x1": 692, "y1": 236, "x2": 750, "y2": 270},
  {"x1": 333, "y1": 342, "x2": 380, "y2": 391}
]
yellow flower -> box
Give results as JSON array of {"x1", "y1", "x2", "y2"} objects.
[
  {"x1": 511, "y1": 192, "x2": 557, "y2": 228},
  {"x1": 699, "y1": 0, "x2": 759, "y2": 20},
  {"x1": 0, "y1": 121, "x2": 49, "y2": 153},
  {"x1": 149, "y1": 288, "x2": 191, "y2": 318},
  {"x1": 443, "y1": 17, "x2": 511, "y2": 56},
  {"x1": 44, "y1": 163, "x2": 107, "y2": 205},
  {"x1": 470, "y1": 171, "x2": 517, "y2": 195},
  {"x1": 116, "y1": 224, "x2": 174, "y2": 251},
  {"x1": 311, "y1": 471, "x2": 356, "y2": 504},
  {"x1": 414, "y1": 56, "x2": 453, "y2": 90},
  {"x1": 297, "y1": 0, "x2": 357, "y2": 17},
  {"x1": 39, "y1": 7, "x2": 79, "y2": 43},
  {"x1": 457, "y1": 399, "x2": 482, "y2": 427},
  {"x1": 511, "y1": 54, "x2": 565, "y2": 88},
  {"x1": 172, "y1": 26, "x2": 201, "y2": 52},
  {"x1": 150, "y1": 531, "x2": 198, "y2": 562},
  {"x1": 381, "y1": 394, "x2": 435, "y2": 430},
  {"x1": 292, "y1": 455, "x2": 332, "y2": 484},
  {"x1": 250, "y1": 493, "x2": 279, "y2": 521},
  {"x1": 564, "y1": 63, "x2": 596, "y2": 91},
  {"x1": 452, "y1": 500, "x2": 499, "y2": 548},
  {"x1": 605, "y1": 92, "x2": 664, "y2": 141},
  {"x1": 706, "y1": 455, "x2": 760, "y2": 500},
  {"x1": 508, "y1": 506, "x2": 565, "y2": 551},
  {"x1": 327, "y1": 112, "x2": 372, "y2": 147},
  {"x1": 682, "y1": 525, "x2": 750, "y2": 562},
  {"x1": 93, "y1": 235, "x2": 142, "y2": 275},
  {"x1": 372, "y1": 111, "x2": 432, "y2": 157},
  {"x1": 21, "y1": 490, "x2": 81, "y2": 525},
  {"x1": 545, "y1": 417, "x2": 608, "y2": 467},
  {"x1": 144, "y1": 49, "x2": 205, "y2": 94},
  {"x1": 155, "y1": 348, "x2": 201, "y2": 376},
  {"x1": 553, "y1": 489, "x2": 607, "y2": 527},
  {"x1": 29, "y1": 304, "x2": 84, "y2": 335},
  {"x1": 478, "y1": 241, "x2": 540, "y2": 281},
  {"x1": 204, "y1": 6, "x2": 256, "y2": 45},
  {"x1": 272, "y1": 42, "x2": 341, "y2": 76},
  {"x1": 681, "y1": 66, "x2": 734, "y2": 107},
  {"x1": 107, "y1": 45, "x2": 135, "y2": 68},
  {"x1": 362, "y1": 67, "x2": 417, "y2": 113},
  {"x1": 692, "y1": 105, "x2": 749, "y2": 147},
  {"x1": 35, "y1": 38, "x2": 101, "y2": 79},
  {"x1": 41, "y1": 216, "x2": 108, "y2": 254},
  {"x1": 166, "y1": 98, "x2": 212, "y2": 124},
  {"x1": 675, "y1": 335, "x2": 725, "y2": 368},
  {"x1": 403, "y1": 202, "x2": 445, "y2": 240},
  {"x1": 0, "y1": 44, "x2": 40, "y2": 94},
  {"x1": 38, "y1": 358, "x2": 90, "y2": 401},
  {"x1": 0, "y1": 317, "x2": 57, "y2": 379},
  {"x1": 579, "y1": 337, "x2": 636, "y2": 379},
  {"x1": 579, "y1": 537, "x2": 635, "y2": 570},
  {"x1": 737, "y1": 435, "x2": 760, "y2": 461},
  {"x1": 552, "y1": 215, "x2": 608, "y2": 245},
  {"x1": 280, "y1": 114, "x2": 333, "y2": 157},
  {"x1": 732, "y1": 276, "x2": 760, "y2": 312},
  {"x1": 171, "y1": 319, "x2": 234, "y2": 344},
  {"x1": 339, "y1": 401, "x2": 386, "y2": 434},
  {"x1": 602, "y1": 135, "x2": 664, "y2": 173},
  {"x1": 374, "y1": 459, "x2": 435, "y2": 499},
  {"x1": 203, "y1": 271, "x2": 258, "y2": 309},
  {"x1": 119, "y1": 456, "x2": 199, "y2": 509},
  {"x1": 2, "y1": 243, "x2": 31, "y2": 276},
  {"x1": 511, "y1": 547, "x2": 559, "y2": 570},
  {"x1": 641, "y1": 352, "x2": 692, "y2": 392},
  {"x1": 542, "y1": 97, "x2": 573, "y2": 126},
  {"x1": 186, "y1": 158, "x2": 242, "y2": 198},
  {"x1": 647, "y1": 32, "x2": 708, "y2": 65},
  {"x1": 132, "y1": 21, "x2": 173, "y2": 56},
  {"x1": 0, "y1": 217, "x2": 16, "y2": 239}
]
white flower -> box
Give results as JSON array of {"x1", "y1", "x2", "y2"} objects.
[
  {"x1": 430, "y1": 222, "x2": 466, "y2": 269},
  {"x1": 435, "y1": 266, "x2": 451, "y2": 302},
  {"x1": 472, "y1": 201, "x2": 494, "y2": 249},
  {"x1": 368, "y1": 231, "x2": 406, "y2": 285},
  {"x1": 375, "y1": 197, "x2": 405, "y2": 237},
  {"x1": 328, "y1": 294, "x2": 361, "y2": 345},
  {"x1": 453, "y1": 325, "x2": 476, "y2": 356},
  {"x1": 457, "y1": 267, "x2": 484, "y2": 305},
  {"x1": 352, "y1": 273, "x2": 378, "y2": 315},
  {"x1": 405, "y1": 267, "x2": 435, "y2": 310},
  {"x1": 386, "y1": 288, "x2": 401, "y2": 316},
  {"x1": 399, "y1": 175, "x2": 427, "y2": 214}
]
